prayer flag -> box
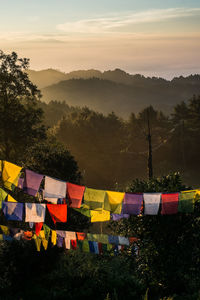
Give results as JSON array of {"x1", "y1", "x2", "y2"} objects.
[
  {"x1": 112, "y1": 213, "x2": 129, "y2": 221},
  {"x1": 161, "y1": 193, "x2": 179, "y2": 215},
  {"x1": 104, "y1": 191, "x2": 125, "y2": 214},
  {"x1": 83, "y1": 188, "x2": 106, "y2": 211},
  {"x1": 67, "y1": 182, "x2": 85, "y2": 208},
  {"x1": 47, "y1": 204, "x2": 67, "y2": 224},
  {"x1": 143, "y1": 193, "x2": 161, "y2": 215},
  {"x1": 25, "y1": 203, "x2": 46, "y2": 223},
  {"x1": 178, "y1": 190, "x2": 197, "y2": 213},
  {"x1": 76, "y1": 232, "x2": 86, "y2": 240},
  {"x1": 2, "y1": 201, "x2": 23, "y2": 221},
  {"x1": 35, "y1": 222, "x2": 43, "y2": 236},
  {"x1": 0, "y1": 188, "x2": 8, "y2": 209},
  {"x1": 44, "y1": 176, "x2": 66, "y2": 198},
  {"x1": 123, "y1": 193, "x2": 143, "y2": 215},
  {"x1": 24, "y1": 169, "x2": 43, "y2": 197},
  {"x1": 7, "y1": 195, "x2": 17, "y2": 202},
  {"x1": 2, "y1": 161, "x2": 22, "y2": 190},
  {"x1": 90, "y1": 209, "x2": 110, "y2": 222}
]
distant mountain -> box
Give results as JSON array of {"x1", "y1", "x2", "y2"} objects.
[
  {"x1": 27, "y1": 69, "x2": 200, "y2": 117},
  {"x1": 27, "y1": 68, "x2": 168, "y2": 89}
]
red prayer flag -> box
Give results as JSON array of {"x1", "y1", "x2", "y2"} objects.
[
  {"x1": 161, "y1": 193, "x2": 179, "y2": 215},
  {"x1": 35, "y1": 222, "x2": 43, "y2": 236},
  {"x1": 71, "y1": 240, "x2": 77, "y2": 250},
  {"x1": 47, "y1": 204, "x2": 67, "y2": 224},
  {"x1": 67, "y1": 182, "x2": 85, "y2": 208},
  {"x1": 98, "y1": 242, "x2": 103, "y2": 255}
]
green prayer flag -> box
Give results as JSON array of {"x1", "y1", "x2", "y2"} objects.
[
  {"x1": 43, "y1": 224, "x2": 51, "y2": 240},
  {"x1": 87, "y1": 233, "x2": 109, "y2": 244},
  {"x1": 178, "y1": 190, "x2": 196, "y2": 213},
  {"x1": 73, "y1": 207, "x2": 91, "y2": 217},
  {"x1": 83, "y1": 188, "x2": 106, "y2": 211}
]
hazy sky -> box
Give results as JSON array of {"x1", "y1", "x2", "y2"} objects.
[{"x1": 1, "y1": 0, "x2": 200, "y2": 78}]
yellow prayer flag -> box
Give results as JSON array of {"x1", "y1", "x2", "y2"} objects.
[
  {"x1": 104, "y1": 191, "x2": 125, "y2": 214},
  {"x1": 33, "y1": 234, "x2": 42, "y2": 252},
  {"x1": 39, "y1": 230, "x2": 45, "y2": 239},
  {"x1": 0, "y1": 225, "x2": 10, "y2": 236},
  {"x1": 51, "y1": 230, "x2": 57, "y2": 246},
  {"x1": 7, "y1": 195, "x2": 17, "y2": 202},
  {"x1": 42, "y1": 239, "x2": 48, "y2": 250},
  {"x1": 90, "y1": 209, "x2": 110, "y2": 222},
  {"x1": 82, "y1": 240, "x2": 90, "y2": 252},
  {"x1": 2, "y1": 161, "x2": 22, "y2": 190},
  {"x1": 83, "y1": 188, "x2": 106, "y2": 211}
]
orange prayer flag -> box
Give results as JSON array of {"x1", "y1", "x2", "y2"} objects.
[
  {"x1": 76, "y1": 232, "x2": 86, "y2": 240},
  {"x1": 47, "y1": 204, "x2": 67, "y2": 224}
]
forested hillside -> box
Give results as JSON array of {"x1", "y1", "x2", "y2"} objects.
[
  {"x1": 39, "y1": 96, "x2": 200, "y2": 189},
  {"x1": 27, "y1": 69, "x2": 200, "y2": 117}
]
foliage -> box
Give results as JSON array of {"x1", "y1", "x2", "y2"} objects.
[
  {"x1": 24, "y1": 135, "x2": 81, "y2": 184},
  {"x1": 0, "y1": 241, "x2": 144, "y2": 300},
  {"x1": 0, "y1": 50, "x2": 46, "y2": 161},
  {"x1": 109, "y1": 173, "x2": 200, "y2": 299}
]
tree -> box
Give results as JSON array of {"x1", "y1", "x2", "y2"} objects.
[
  {"x1": 109, "y1": 173, "x2": 200, "y2": 299},
  {"x1": 0, "y1": 50, "x2": 46, "y2": 161},
  {"x1": 125, "y1": 106, "x2": 171, "y2": 180}
]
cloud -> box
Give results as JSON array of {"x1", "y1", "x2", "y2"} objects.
[{"x1": 57, "y1": 7, "x2": 200, "y2": 33}]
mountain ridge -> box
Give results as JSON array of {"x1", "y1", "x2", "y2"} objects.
[{"x1": 27, "y1": 68, "x2": 200, "y2": 117}]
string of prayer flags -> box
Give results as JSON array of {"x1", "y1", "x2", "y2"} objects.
[
  {"x1": 2, "y1": 201, "x2": 23, "y2": 221},
  {"x1": 23, "y1": 169, "x2": 43, "y2": 197},
  {"x1": 67, "y1": 182, "x2": 85, "y2": 208},
  {"x1": 47, "y1": 204, "x2": 67, "y2": 224},
  {"x1": 44, "y1": 176, "x2": 66, "y2": 199},
  {"x1": 83, "y1": 188, "x2": 106, "y2": 211},
  {"x1": 25, "y1": 203, "x2": 46, "y2": 223},
  {"x1": 178, "y1": 190, "x2": 197, "y2": 213},
  {"x1": 2, "y1": 161, "x2": 22, "y2": 191},
  {"x1": 143, "y1": 193, "x2": 161, "y2": 215},
  {"x1": 104, "y1": 191, "x2": 125, "y2": 214},
  {"x1": 161, "y1": 193, "x2": 179, "y2": 215},
  {"x1": 90, "y1": 209, "x2": 110, "y2": 222},
  {"x1": 123, "y1": 193, "x2": 143, "y2": 215}
]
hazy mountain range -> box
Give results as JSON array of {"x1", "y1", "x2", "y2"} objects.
[{"x1": 27, "y1": 69, "x2": 200, "y2": 117}]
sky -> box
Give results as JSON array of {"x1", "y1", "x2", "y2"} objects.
[{"x1": 0, "y1": 0, "x2": 200, "y2": 78}]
